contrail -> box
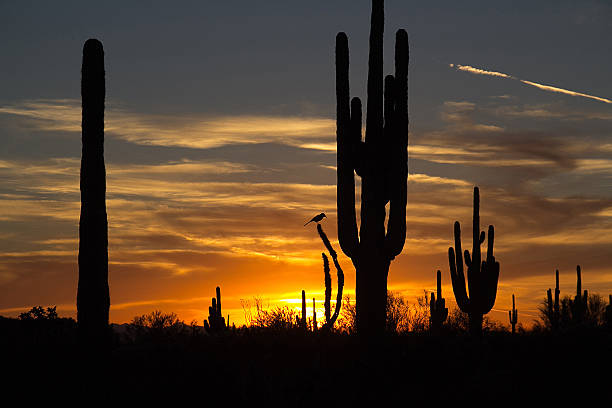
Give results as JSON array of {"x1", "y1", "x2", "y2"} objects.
[
  {"x1": 450, "y1": 63, "x2": 612, "y2": 104},
  {"x1": 449, "y1": 64, "x2": 515, "y2": 80}
]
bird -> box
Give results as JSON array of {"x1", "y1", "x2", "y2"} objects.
[{"x1": 304, "y1": 212, "x2": 326, "y2": 226}]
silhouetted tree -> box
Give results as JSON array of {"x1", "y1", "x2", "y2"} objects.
[
  {"x1": 335, "y1": 0, "x2": 408, "y2": 336},
  {"x1": 77, "y1": 38, "x2": 110, "y2": 345},
  {"x1": 606, "y1": 295, "x2": 612, "y2": 328},
  {"x1": 448, "y1": 187, "x2": 500, "y2": 336}
]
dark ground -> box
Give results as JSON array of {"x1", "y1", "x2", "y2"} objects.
[{"x1": 2, "y1": 318, "x2": 610, "y2": 404}]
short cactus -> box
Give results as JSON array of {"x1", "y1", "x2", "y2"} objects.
[
  {"x1": 312, "y1": 298, "x2": 317, "y2": 332},
  {"x1": 448, "y1": 187, "x2": 500, "y2": 336},
  {"x1": 429, "y1": 270, "x2": 448, "y2": 333},
  {"x1": 508, "y1": 294, "x2": 518, "y2": 334}
]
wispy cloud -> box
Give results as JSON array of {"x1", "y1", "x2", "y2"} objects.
[
  {"x1": 0, "y1": 99, "x2": 336, "y2": 150},
  {"x1": 450, "y1": 64, "x2": 612, "y2": 104}
]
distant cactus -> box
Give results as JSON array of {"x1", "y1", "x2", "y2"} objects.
[
  {"x1": 429, "y1": 270, "x2": 448, "y2": 333},
  {"x1": 546, "y1": 269, "x2": 561, "y2": 331},
  {"x1": 299, "y1": 289, "x2": 307, "y2": 330},
  {"x1": 569, "y1": 265, "x2": 588, "y2": 325},
  {"x1": 508, "y1": 294, "x2": 518, "y2": 334},
  {"x1": 204, "y1": 286, "x2": 226, "y2": 333},
  {"x1": 317, "y1": 224, "x2": 345, "y2": 330},
  {"x1": 312, "y1": 298, "x2": 318, "y2": 332},
  {"x1": 77, "y1": 38, "x2": 110, "y2": 345},
  {"x1": 335, "y1": 0, "x2": 408, "y2": 335},
  {"x1": 448, "y1": 187, "x2": 500, "y2": 336}
]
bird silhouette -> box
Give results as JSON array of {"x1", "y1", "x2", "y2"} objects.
[{"x1": 304, "y1": 212, "x2": 326, "y2": 226}]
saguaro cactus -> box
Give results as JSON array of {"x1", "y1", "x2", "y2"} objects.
[
  {"x1": 336, "y1": 0, "x2": 408, "y2": 335},
  {"x1": 508, "y1": 294, "x2": 518, "y2": 334},
  {"x1": 429, "y1": 270, "x2": 448, "y2": 333},
  {"x1": 569, "y1": 265, "x2": 588, "y2": 325},
  {"x1": 204, "y1": 286, "x2": 226, "y2": 333},
  {"x1": 546, "y1": 269, "x2": 561, "y2": 330},
  {"x1": 77, "y1": 39, "x2": 110, "y2": 344},
  {"x1": 448, "y1": 187, "x2": 500, "y2": 336}
]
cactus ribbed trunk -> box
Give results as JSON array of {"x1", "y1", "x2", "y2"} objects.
[
  {"x1": 336, "y1": 0, "x2": 408, "y2": 337},
  {"x1": 77, "y1": 39, "x2": 110, "y2": 344}
]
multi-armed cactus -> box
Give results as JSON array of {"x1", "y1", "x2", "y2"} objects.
[
  {"x1": 508, "y1": 294, "x2": 518, "y2": 334},
  {"x1": 429, "y1": 270, "x2": 448, "y2": 333},
  {"x1": 317, "y1": 224, "x2": 345, "y2": 330},
  {"x1": 546, "y1": 269, "x2": 561, "y2": 330},
  {"x1": 336, "y1": 0, "x2": 408, "y2": 335},
  {"x1": 204, "y1": 286, "x2": 226, "y2": 333},
  {"x1": 448, "y1": 187, "x2": 500, "y2": 336},
  {"x1": 77, "y1": 39, "x2": 110, "y2": 345},
  {"x1": 569, "y1": 265, "x2": 588, "y2": 325}
]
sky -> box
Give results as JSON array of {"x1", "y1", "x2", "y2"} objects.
[{"x1": 1, "y1": 0, "x2": 611, "y2": 327}]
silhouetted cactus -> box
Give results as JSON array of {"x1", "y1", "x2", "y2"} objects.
[
  {"x1": 546, "y1": 269, "x2": 561, "y2": 331},
  {"x1": 448, "y1": 187, "x2": 500, "y2": 336},
  {"x1": 429, "y1": 270, "x2": 448, "y2": 333},
  {"x1": 204, "y1": 286, "x2": 226, "y2": 333},
  {"x1": 312, "y1": 298, "x2": 317, "y2": 332},
  {"x1": 569, "y1": 265, "x2": 588, "y2": 325},
  {"x1": 299, "y1": 289, "x2": 307, "y2": 330},
  {"x1": 336, "y1": 0, "x2": 408, "y2": 335},
  {"x1": 317, "y1": 224, "x2": 344, "y2": 330},
  {"x1": 77, "y1": 39, "x2": 110, "y2": 345},
  {"x1": 508, "y1": 294, "x2": 518, "y2": 334}
]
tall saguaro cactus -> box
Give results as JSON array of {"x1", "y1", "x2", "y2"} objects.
[
  {"x1": 448, "y1": 187, "x2": 500, "y2": 336},
  {"x1": 77, "y1": 39, "x2": 110, "y2": 344},
  {"x1": 336, "y1": 0, "x2": 408, "y2": 335},
  {"x1": 569, "y1": 265, "x2": 588, "y2": 325}
]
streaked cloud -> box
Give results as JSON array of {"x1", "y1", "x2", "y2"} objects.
[{"x1": 450, "y1": 64, "x2": 612, "y2": 104}]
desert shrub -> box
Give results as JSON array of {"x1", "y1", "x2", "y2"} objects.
[{"x1": 127, "y1": 310, "x2": 189, "y2": 343}]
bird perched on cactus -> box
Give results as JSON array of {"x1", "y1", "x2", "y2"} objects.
[{"x1": 304, "y1": 212, "x2": 326, "y2": 226}]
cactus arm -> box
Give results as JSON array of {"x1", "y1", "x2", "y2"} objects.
[
  {"x1": 335, "y1": 32, "x2": 359, "y2": 259},
  {"x1": 449, "y1": 221, "x2": 469, "y2": 311},
  {"x1": 384, "y1": 29, "x2": 409, "y2": 260}
]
